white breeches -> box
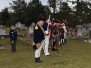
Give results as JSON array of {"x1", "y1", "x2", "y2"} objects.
[
  {"x1": 35, "y1": 41, "x2": 44, "y2": 58},
  {"x1": 44, "y1": 36, "x2": 50, "y2": 55}
]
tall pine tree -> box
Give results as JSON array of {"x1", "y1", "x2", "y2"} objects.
[
  {"x1": 10, "y1": 0, "x2": 27, "y2": 24},
  {"x1": 1, "y1": 8, "x2": 10, "y2": 26},
  {"x1": 28, "y1": 0, "x2": 44, "y2": 22}
]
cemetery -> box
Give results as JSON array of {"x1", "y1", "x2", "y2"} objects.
[
  {"x1": 0, "y1": 25, "x2": 91, "y2": 68},
  {"x1": 0, "y1": 25, "x2": 8, "y2": 38},
  {"x1": 0, "y1": 0, "x2": 91, "y2": 68}
]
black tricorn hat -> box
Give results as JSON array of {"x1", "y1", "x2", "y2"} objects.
[
  {"x1": 37, "y1": 16, "x2": 44, "y2": 22},
  {"x1": 37, "y1": 18, "x2": 43, "y2": 22}
]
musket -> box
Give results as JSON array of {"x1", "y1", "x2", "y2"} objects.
[
  {"x1": 56, "y1": 26, "x2": 60, "y2": 53},
  {"x1": 47, "y1": 15, "x2": 51, "y2": 31},
  {"x1": 55, "y1": 25, "x2": 63, "y2": 53}
]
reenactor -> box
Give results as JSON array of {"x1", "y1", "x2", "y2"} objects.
[
  {"x1": 62, "y1": 23, "x2": 67, "y2": 43},
  {"x1": 33, "y1": 18, "x2": 45, "y2": 63},
  {"x1": 59, "y1": 25, "x2": 65, "y2": 44},
  {"x1": 51, "y1": 21, "x2": 60, "y2": 51},
  {"x1": 43, "y1": 19, "x2": 50, "y2": 56}
]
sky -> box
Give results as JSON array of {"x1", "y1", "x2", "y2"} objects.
[
  {"x1": 0, "y1": 0, "x2": 48, "y2": 11},
  {"x1": 0, "y1": 0, "x2": 90, "y2": 11}
]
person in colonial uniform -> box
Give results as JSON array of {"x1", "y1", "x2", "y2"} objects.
[
  {"x1": 43, "y1": 19, "x2": 50, "y2": 56},
  {"x1": 62, "y1": 23, "x2": 67, "y2": 43},
  {"x1": 33, "y1": 18, "x2": 45, "y2": 63},
  {"x1": 51, "y1": 21, "x2": 60, "y2": 51},
  {"x1": 60, "y1": 25, "x2": 65, "y2": 44}
]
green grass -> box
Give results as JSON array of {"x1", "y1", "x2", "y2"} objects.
[{"x1": 0, "y1": 38, "x2": 91, "y2": 68}]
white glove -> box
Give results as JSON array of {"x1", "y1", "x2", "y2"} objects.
[{"x1": 45, "y1": 31, "x2": 48, "y2": 34}]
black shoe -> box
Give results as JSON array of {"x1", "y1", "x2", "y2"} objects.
[
  {"x1": 64, "y1": 39, "x2": 67, "y2": 42},
  {"x1": 35, "y1": 58, "x2": 42, "y2": 63},
  {"x1": 38, "y1": 57, "x2": 42, "y2": 63},
  {"x1": 35, "y1": 58, "x2": 38, "y2": 62},
  {"x1": 52, "y1": 48, "x2": 57, "y2": 51}
]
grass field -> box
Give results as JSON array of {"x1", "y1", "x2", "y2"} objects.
[{"x1": 0, "y1": 38, "x2": 91, "y2": 68}]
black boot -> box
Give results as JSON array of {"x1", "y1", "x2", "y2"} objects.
[
  {"x1": 64, "y1": 39, "x2": 67, "y2": 43},
  {"x1": 38, "y1": 57, "x2": 42, "y2": 63},
  {"x1": 52, "y1": 41, "x2": 57, "y2": 51},
  {"x1": 52, "y1": 48, "x2": 57, "y2": 51},
  {"x1": 35, "y1": 58, "x2": 38, "y2": 63},
  {"x1": 35, "y1": 58, "x2": 42, "y2": 63}
]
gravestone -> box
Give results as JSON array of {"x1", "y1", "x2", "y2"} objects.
[
  {"x1": 29, "y1": 26, "x2": 34, "y2": 35},
  {"x1": 16, "y1": 22, "x2": 22, "y2": 29},
  {"x1": 88, "y1": 28, "x2": 91, "y2": 43},
  {"x1": 77, "y1": 29, "x2": 83, "y2": 38},
  {"x1": 84, "y1": 23, "x2": 91, "y2": 43},
  {"x1": 21, "y1": 24, "x2": 25, "y2": 30},
  {"x1": 0, "y1": 25, "x2": 6, "y2": 36},
  {"x1": 28, "y1": 23, "x2": 35, "y2": 36},
  {"x1": 76, "y1": 25, "x2": 83, "y2": 38},
  {"x1": 87, "y1": 23, "x2": 91, "y2": 33},
  {"x1": 82, "y1": 28, "x2": 87, "y2": 35},
  {"x1": 0, "y1": 44, "x2": 4, "y2": 49},
  {"x1": 83, "y1": 24, "x2": 88, "y2": 34}
]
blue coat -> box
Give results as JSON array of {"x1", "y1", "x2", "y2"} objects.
[
  {"x1": 33, "y1": 24, "x2": 45, "y2": 44},
  {"x1": 9, "y1": 29, "x2": 17, "y2": 41},
  {"x1": 43, "y1": 22, "x2": 48, "y2": 31}
]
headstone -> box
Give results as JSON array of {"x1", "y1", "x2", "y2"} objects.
[
  {"x1": 0, "y1": 44, "x2": 4, "y2": 49},
  {"x1": 87, "y1": 23, "x2": 91, "y2": 33},
  {"x1": 88, "y1": 29, "x2": 91, "y2": 43},
  {"x1": 77, "y1": 29, "x2": 83, "y2": 38},
  {"x1": 76, "y1": 25, "x2": 83, "y2": 38},
  {"x1": 28, "y1": 23, "x2": 35, "y2": 36},
  {"x1": 29, "y1": 26, "x2": 34, "y2": 35},
  {"x1": 76, "y1": 25, "x2": 83, "y2": 29},
  {"x1": 16, "y1": 22, "x2": 22, "y2": 29},
  {"x1": 82, "y1": 28, "x2": 87, "y2": 35},
  {"x1": 84, "y1": 40, "x2": 88, "y2": 42},
  {"x1": 0, "y1": 25, "x2": 6, "y2": 36},
  {"x1": 21, "y1": 24, "x2": 25, "y2": 30}
]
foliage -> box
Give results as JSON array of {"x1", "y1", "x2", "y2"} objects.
[
  {"x1": 0, "y1": 0, "x2": 91, "y2": 27},
  {"x1": 0, "y1": 8, "x2": 10, "y2": 26},
  {"x1": 9, "y1": 0, "x2": 50, "y2": 26},
  {"x1": 48, "y1": 0, "x2": 61, "y2": 19},
  {"x1": 10, "y1": 0, "x2": 27, "y2": 24},
  {"x1": 28, "y1": 0, "x2": 44, "y2": 22}
]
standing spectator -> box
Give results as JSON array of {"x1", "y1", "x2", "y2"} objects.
[{"x1": 9, "y1": 25, "x2": 17, "y2": 52}]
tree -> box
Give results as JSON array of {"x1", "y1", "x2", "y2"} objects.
[
  {"x1": 28, "y1": 0, "x2": 45, "y2": 22},
  {"x1": 1, "y1": 8, "x2": 10, "y2": 26},
  {"x1": 10, "y1": 0, "x2": 47, "y2": 26},
  {"x1": 43, "y1": 5, "x2": 51, "y2": 18},
  {"x1": 10, "y1": 0, "x2": 27, "y2": 24},
  {"x1": 66, "y1": 0, "x2": 91, "y2": 27},
  {"x1": 58, "y1": 2, "x2": 72, "y2": 22},
  {"x1": 73, "y1": 1, "x2": 91, "y2": 24},
  {"x1": 48, "y1": 0, "x2": 61, "y2": 19},
  {"x1": 87, "y1": 2, "x2": 91, "y2": 23}
]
